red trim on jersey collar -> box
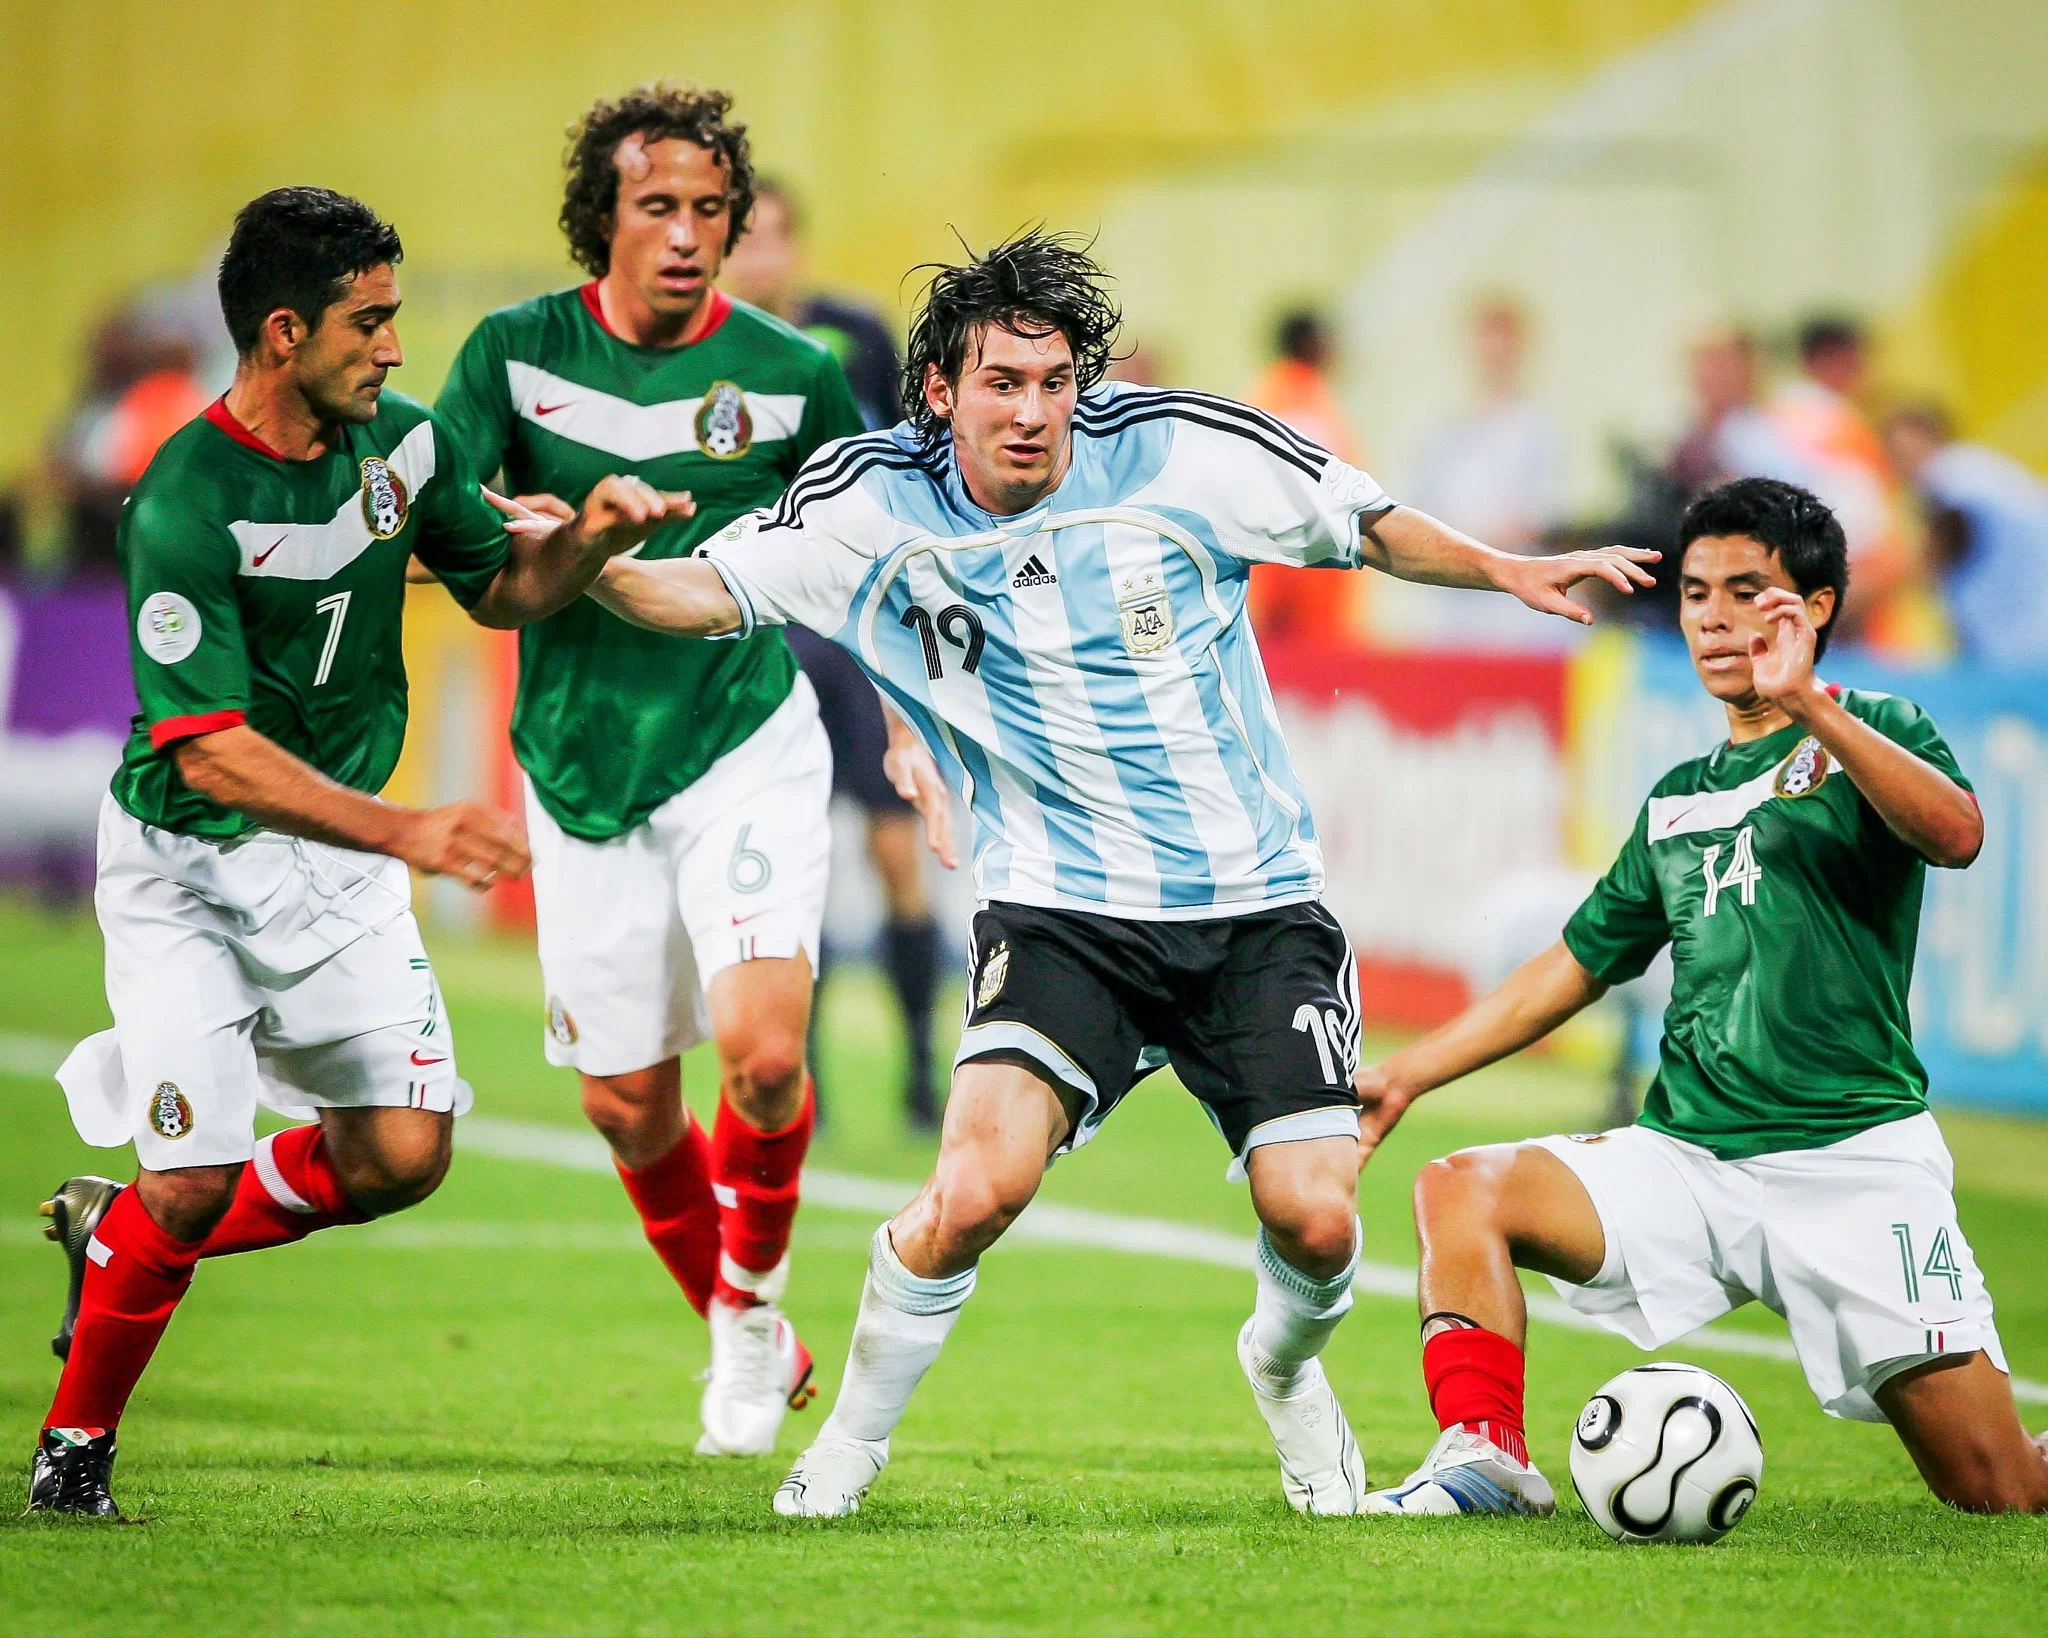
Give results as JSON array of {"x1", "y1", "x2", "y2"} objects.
[
  {"x1": 150, "y1": 709, "x2": 247, "y2": 749},
  {"x1": 203, "y1": 398, "x2": 288, "y2": 460},
  {"x1": 579, "y1": 280, "x2": 732, "y2": 346}
]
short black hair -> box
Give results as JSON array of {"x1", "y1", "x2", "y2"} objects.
[
  {"x1": 218, "y1": 187, "x2": 403, "y2": 355},
  {"x1": 901, "y1": 227, "x2": 1122, "y2": 449},
  {"x1": 1678, "y1": 476, "x2": 1849, "y2": 659},
  {"x1": 1797, "y1": 313, "x2": 1864, "y2": 365},
  {"x1": 1275, "y1": 309, "x2": 1329, "y2": 365},
  {"x1": 560, "y1": 82, "x2": 755, "y2": 275}
]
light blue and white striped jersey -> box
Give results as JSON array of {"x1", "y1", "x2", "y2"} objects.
[{"x1": 702, "y1": 383, "x2": 1394, "y2": 920}]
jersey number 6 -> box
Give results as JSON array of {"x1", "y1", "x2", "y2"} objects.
[{"x1": 901, "y1": 604, "x2": 986, "y2": 682}]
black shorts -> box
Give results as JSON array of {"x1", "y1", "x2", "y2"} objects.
[
  {"x1": 957, "y1": 900, "x2": 1362, "y2": 1165},
  {"x1": 787, "y1": 624, "x2": 911, "y2": 816}
]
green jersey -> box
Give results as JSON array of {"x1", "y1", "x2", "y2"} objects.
[
  {"x1": 112, "y1": 393, "x2": 511, "y2": 840},
  {"x1": 436, "y1": 284, "x2": 865, "y2": 840},
  {"x1": 1563, "y1": 688, "x2": 1971, "y2": 1161}
]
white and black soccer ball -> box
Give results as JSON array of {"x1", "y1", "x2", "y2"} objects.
[{"x1": 1569, "y1": 1363, "x2": 1762, "y2": 1544}]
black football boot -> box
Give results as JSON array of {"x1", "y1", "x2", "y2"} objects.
[
  {"x1": 27, "y1": 1427, "x2": 121, "y2": 1518},
  {"x1": 40, "y1": 1176, "x2": 124, "y2": 1360}
]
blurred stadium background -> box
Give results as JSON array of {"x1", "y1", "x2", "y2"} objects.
[
  {"x1": 5, "y1": 2, "x2": 2048, "y2": 1626},
  {"x1": 5, "y1": 0, "x2": 2045, "y2": 1105}
]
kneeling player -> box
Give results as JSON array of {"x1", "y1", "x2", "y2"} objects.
[
  {"x1": 31, "y1": 188, "x2": 682, "y2": 1516},
  {"x1": 1358, "y1": 478, "x2": 2048, "y2": 1517}
]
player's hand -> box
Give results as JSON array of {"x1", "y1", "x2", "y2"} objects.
[
  {"x1": 886, "y1": 736, "x2": 959, "y2": 870},
  {"x1": 570, "y1": 474, "x2": 695, "y2": 557},
  {"x1": 1502, "y1": 545, "x2": 1660, "y2": 624},
  {"x1": 513, "y1": 493, "x2": 575, "y2": 524},
  {"x1": 1749, "y1": 586, "x2": 1823, "y2": 710},
  {"x1": 392, "y1": 801, "x2": 531, "y2": 890},
  {"x1": 1354, "y1": 1063, "x2": 1414, "y2": 1169}
]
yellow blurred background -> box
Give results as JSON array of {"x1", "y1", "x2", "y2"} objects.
[{"x1": 5, "y1": 0, "x2": 2046, "y2": 504}]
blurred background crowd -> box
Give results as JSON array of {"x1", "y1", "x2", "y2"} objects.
[{"x1": 2, "y1": 0, "x2": 2044, "y2": 1110}]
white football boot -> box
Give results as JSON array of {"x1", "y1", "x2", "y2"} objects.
[
  {"x1": 1362, "y1": 1425, "x2": 1557, "y2": 1516},
  {"x1": 772, "y1": 1434, "x2": 889, "y2": 1517},
  {"x1": 696, "y1": 1298, "x2": 817, "y2": 1457},
  {"x1": 1236, "y1": 1318, "x2": 1368, "y2": 1515}
]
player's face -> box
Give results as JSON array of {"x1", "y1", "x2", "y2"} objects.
[
  {"x1": 296, "y1": 263, "x2": 403, "y2": 426},
  {"x1": 1679, "y1": 534, "x2": 1834, "y2": 702},
  {"x1": 927, "y1": 324, "x2": 1076, "y2": 515},
  {"x1": 607, "y1": 136, "x2": 731, "y2": 320}
]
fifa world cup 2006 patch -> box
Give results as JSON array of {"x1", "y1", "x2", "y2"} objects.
[
  {"x1": 149, "y1": 1081, "x2": 195, "y2": 1141},
  {"x1": 1773, "y1": 736, "x2": 1832, "y2": 799},
  {"x1": 136, "y1": 591, "x2": 202, "y2": 665},
  {"x1": 976, "y1": 941, "x2": 1011, "y2": 1010},
  {"x1": 696, "y1": 381, "x2": 753, "y2": 459},
  {"x1": 547, "y1": 996, "x2": 578, "y2": 1046},
  {"x1": 1116, "y1": 573, "x2": 1174, "y2": 657},
  {"x1": 359, "y1": 456, "x2": 410, "y2": 539}
]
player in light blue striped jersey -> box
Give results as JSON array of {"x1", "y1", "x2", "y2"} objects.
[{"x1": 564, "y1": 229, "x2": 1658, "y2": 1516}]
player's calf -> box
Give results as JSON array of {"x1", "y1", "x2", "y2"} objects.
[{"x1": 1880, "y1": 1353, "x2": 2048, "y2": 1514}]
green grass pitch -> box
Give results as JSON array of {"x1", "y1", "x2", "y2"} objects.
[{"x1": 3, "y1": 896, "x2": 2046, "y2": 1633}]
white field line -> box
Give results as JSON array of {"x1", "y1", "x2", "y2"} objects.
[{"x1": 5, "y1": 1033, "x2": 2043, "y2": 1403}]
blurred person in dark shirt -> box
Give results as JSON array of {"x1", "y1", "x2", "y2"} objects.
[
  {"x1": 1885, "y1": 402, "x2": 2048, "y2": 667},
  {"x1": 721, "y1": 178, "x2": 945, "y2": 1131}
]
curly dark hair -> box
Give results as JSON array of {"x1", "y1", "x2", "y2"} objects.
[
  {"x1": 559, "y1": 82, "x2": 755, "y2": 276},
  {"x1": 901, "y1": 227, "x2": 1123, "y2": 448},
  {"x1": 1678, "y1": 476, "x2": 1849, "y2": 659},
  {"x1": 218, "y1": 187, "x2": 403, "y2": 354}
]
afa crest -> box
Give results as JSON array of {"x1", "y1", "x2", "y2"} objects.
[
  {"x1": 976, "y1": 941, "x2": 1011, "y2": 1011},
  {"x1": 695, "y1": 381, "x2": 753, "y2": 459},
  {"x1": 1116, "y1": 573, "x2": 1174, "y2": 657},
  {"x1": 360, "y1": 456, "x2": 410, "y2": 539}
]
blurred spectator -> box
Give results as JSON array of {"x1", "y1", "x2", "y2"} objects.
[
  {"x1": 1884, "y1": 403, "x2": 2048, "y2": 668},
  {"x1": 1412, "y1": 296, "x2": 1566, "y2": 553},
  {"x1": 721, "y1": 178, "x2": 899, "y2": 431},
  {"x1": 1246, "y1": 308, "x2": 1365, "y2": 645},
  {"x1": 1667, "y1": 325, "x2": 1808, "y2": 495},
  {"x1": 1106, "y1": 340, "x2": 1168, "y2": 387},
  {"x1": 1768, "y1": 315, "x2": 1939, "y2": 657}
]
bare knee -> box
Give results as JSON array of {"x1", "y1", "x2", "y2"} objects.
[
  {"x1": 1414, "y1": 1147, "x2": 1515, "y2": 1236},
  {"x1": 925, "y1": 1159, "x2": 1037, "y2": 1264},
  {"x1": 719, "y1": 1029, "x2": 808, "y2": 1126},
  {"x1": 1259, "y1": 1186, "x2": 1358, "y2": 1278},
  {"x1": 134, "y1": 1164, "x2": 242, "y2": 1242},
  {"x1": 579, "y1": 1065, "x2": 683, "y2": 1163},
  {"x1": 328, "y1": 1114, "x2": 452, "y2": 1217}
]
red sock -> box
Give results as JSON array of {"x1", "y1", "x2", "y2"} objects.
[
  {"x1": 616, "y1": 1118, "x2": 720, "y2": 1318},
  {"x1": 46, "y1": 1187, "x2": 203, "y2": 1432},
  {"x1": 1422, "y1": 1327, "x2": 1529, "y2": 1465},
  {"x1": 709, "y1": 1082, "x2": 814, "y2": 1308},
  {"x1": 199, "y1": 1126, "x2": 368, "y2": 1257}
]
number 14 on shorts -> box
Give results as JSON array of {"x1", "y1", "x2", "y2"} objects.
[{"x1": 1892, "y1": 1221, "x2": 1965, "y2": 1303}]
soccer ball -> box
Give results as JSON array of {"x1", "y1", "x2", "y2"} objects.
[{"x1": 1569, "y1": 1363, "x2": 1762, "y2": 1544}]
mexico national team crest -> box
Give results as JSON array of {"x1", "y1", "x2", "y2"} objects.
[
  {"x1": 1773, "y1": 735, "x2": 1832, "y2": 799},
  {"x1": 149, "y1": 1081, "x2": 194, "y2": 1141},
  {"x1": 695, "y1": 380, "x2": 753, "y2": 459},
  {"x1": 1116, "y1": 572, "x2": 1174, "y2": 657},
  {"x1": 546, "y1": 996, "x2": 578, "y2": 1047},
  {"x1": 359, "y1": 456, "x2": 409, "y2": 539},
  {"x1": 976, "y1": 941, "x2": 1011, "y2": 1011}
]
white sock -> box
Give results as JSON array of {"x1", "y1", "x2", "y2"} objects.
[
  {"x1": 818, "y1": 1224, "x2": 976, "y2": 1445},
  {"x1": 1244, "y1": 1219, "x2": 1360, "y2": 1397}
]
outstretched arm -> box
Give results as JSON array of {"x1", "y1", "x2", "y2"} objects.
[
  {"x1": 1360, "y1": 506, "x2": 1659, "y2": 625},
  {"x1": 174, "y1": 725, "x2": 529, "y2": 889},
  {"x1": 1355, "y1": 940, "x2": 1606, "y2": 1163},
  {"x1": 585, "y1": 554, "x2": 746, "y2": 637},
  {"x1": 1751, "y1": 587, "x2": 1982, "y2": 867},
  {"x1": 466, "y1": 478, "x2": 694, "y2": 629}
]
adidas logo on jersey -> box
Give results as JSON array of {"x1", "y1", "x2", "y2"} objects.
[{"x1": 1011, "y1": 554, "x2": 1058, "y2": 589}]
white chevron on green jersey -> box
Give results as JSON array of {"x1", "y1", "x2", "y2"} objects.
[{"x1": 701, "y1": 383, "x2": 1395, "y2": 920}]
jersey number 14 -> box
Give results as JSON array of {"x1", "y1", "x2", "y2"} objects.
[{"x1": 1700, "y1": 825, "x2": 1761, "y2": 917}]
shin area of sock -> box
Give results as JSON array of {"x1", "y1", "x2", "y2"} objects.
[
  {"x1": 616, "y1": 1120, "x2": 720, "y2": 1317},
  {"x1": 1422, "y1": 1326, "x2": 1528, "y2": 1463},
  {"x1": 199, "y1": 1126, "x2": 366, "y2": 1258},
  {"x1": 46, "y1": 1187, "x2": 203, "y2": 1431}
]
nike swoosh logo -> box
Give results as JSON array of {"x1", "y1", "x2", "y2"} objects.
[
  {"x1": 251, "y1": 535, "x2": 288, "y2": 566},
  {"x1": 730, "y1": 910, "x2": 773, "y2": 927},
  {"x1": 409, "y1": 1051, "x2": 448, "y2": 1067},
  {"x1": 534, "y1": 400, "x2": 572, "y2": 416}
]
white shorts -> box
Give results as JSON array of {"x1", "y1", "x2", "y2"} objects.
[
  {"x1": 525, "y1": 675, "x2": 833, "y2": 1077},
  {"x1": 1536, "y1": 1112, "x2": 2006, "y2": 1423},
  {"x1": 58, "y1": 795, "x2": 469, "y2": 1172}
]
